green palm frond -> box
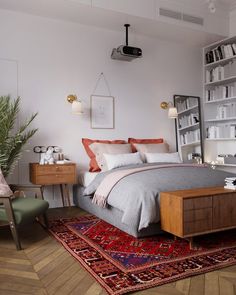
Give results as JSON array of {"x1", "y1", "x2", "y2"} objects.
[{"x1": 0, "y1": 96, "x2": 38, "y2": 177}]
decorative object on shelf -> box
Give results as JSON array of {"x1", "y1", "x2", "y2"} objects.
[
  {"x1": 0, "y1": 96, "x2": 37, "y2": 177},
  {"x1": 67, "y1": 94, "x2": 83, "y2": 115},
  {"x1": 33, "y1": 146, "x2": 47, "y2": 154},
  {"x1": 174, "y1": 95, "x2": 204, "y2": 163},
  {"x1": 39, "y1": 147, "x2": 55, "y2": 165},
  {"x1": 91, "y1": 72, "x2": 114, "y2": 129},
  {"x1": 34, "y1": 146, "x2": 61, "y2": 163},
  {"x1": 160, "y1": 101, "x2": 178, "y2": 118}
]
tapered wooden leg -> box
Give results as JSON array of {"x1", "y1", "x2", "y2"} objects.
[
  {"x1": 9, "y1": 222, "x2": 21, "y2": 250},
  {"x1": 64, "y1": 184, "x2": 71, "y2": 207},
  {"x1": 43, "y1": 213, "x2": 49, "y2": 228},
  {"x1": 59, "y1": 184, "x2": 65, "y2": 207},
  {"x1": 3, "y1": 198, "x2": 22, "y2": 250},
  {"x1": 189, "y1": 237, "x2": 194, "y2": 249}
]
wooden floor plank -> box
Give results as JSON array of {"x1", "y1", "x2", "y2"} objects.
[
  {"x1": 0, "y1": 268, "x2": 39, "y2": 280},
  {"x1": 188, "y1": 274, "x2": 205, "y2": 295},
  {"x1": 46, "y1": 263, "x2": 82, "y2": 294},
  {"x1": 33, "y1": 247, "x2": 65, "y2": 272},
  {"x1": 219, "y1": 276, "x2": 235, "y2": 295}
]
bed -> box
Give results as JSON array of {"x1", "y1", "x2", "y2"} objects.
[{"x1": 73, "y1": 163, "x2": 233, "y2": 238}]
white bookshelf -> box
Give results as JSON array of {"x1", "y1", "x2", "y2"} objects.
[
  {"x1": 174, "y1": 95, "x2": 203, "y2": 163},
  {"x1": 203, "y1": 36, "x2": 236, "y2": 168}
]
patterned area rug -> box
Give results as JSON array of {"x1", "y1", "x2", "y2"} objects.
[{"x1": 49, "y1": 215, "x2": 236, "y2": 295}]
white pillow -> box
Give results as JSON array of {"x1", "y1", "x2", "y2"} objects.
[
  {"x1": 103, "y1": 152, "x2": 143, "y2": 170},
  {"x1": 145, "y1": 152, "x2": 182, "y2": 164},
  {"x1": 90, "y1": 143, "x2": 132, "y2": 171},
  {"x1": 133, "y1": 143, "x2": 169, "y2": 161}
]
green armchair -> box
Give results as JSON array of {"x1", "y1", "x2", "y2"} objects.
[{"x1": 0, "y1": 185, "x2": 49, "y2": 250}]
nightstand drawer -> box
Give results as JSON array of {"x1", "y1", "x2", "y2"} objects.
[
  {"x1": 36, "y1": 165, "x2": 75, "y2": 175},
  {"x1": 184, "y1": 196, "x2": 212, "y2": 210},
  {"x1": 35, "y1": 174, "x2": 76, "y2": 185}
]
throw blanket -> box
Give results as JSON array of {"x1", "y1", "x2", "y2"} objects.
[
  {"x1": 83, "y1": 163, "x2": 233, "y2": 231},
  {"x1": 92, "y1": 164, "x2": 206, "y2": 207}
]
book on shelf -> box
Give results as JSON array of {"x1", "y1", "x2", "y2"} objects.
[
  {"x1": 206, "y1": 124, "x2": 236, "y2": 139},
  {"x1": 205, "y1": 60, "x2": 236, "y2": 83},
  {"x1": 216, "y1": 102, "x2": 236, "y2": 119},
  {"x1": 205, "y1": 83, "x2": 236, "y2": 102},
  {"x1": 205, "y1": 43, "x2": 236, "y2": 64},
  {"x1": 176, "y1": 97, "x2": 197, "y2": 113},
  {"x1": 180, "y1": 129, "x2": 200, "y2": 145}
]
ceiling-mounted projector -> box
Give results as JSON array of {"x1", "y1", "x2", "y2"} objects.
[{"x1": 111, "y1": 24, "x2": 142, "y2": 62}]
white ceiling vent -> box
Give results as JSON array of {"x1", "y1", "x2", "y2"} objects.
[
  {"x1": 159, "y1": 8, "x2": 182, "y2": 20},
  {"x1": 159, "y1": 8, "x2": 204, "y2": 26},
  {"x1": 182, "y1": 14, "x2": 204, "y2": 26}
]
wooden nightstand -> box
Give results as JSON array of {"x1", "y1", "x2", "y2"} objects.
[
  {"x1": 29, "y1": 163, "x2": 77, "y2": 207},
  {"x1": 160, "y1": 187, "x2": 236, "y2": 248}
]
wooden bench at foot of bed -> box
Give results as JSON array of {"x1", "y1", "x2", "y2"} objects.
[{"x1": 160, "y1": 187, "x2": 236, "y2": 248}]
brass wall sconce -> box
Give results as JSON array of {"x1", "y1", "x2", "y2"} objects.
[
  {"x1": 67, "y1": 94, "x2": 83, "y2": 115},
  {"x1": 160, "y1": 101, "x2": 178, "y2": 119}
]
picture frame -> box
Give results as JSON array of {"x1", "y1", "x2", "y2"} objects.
[{"x1": 90, "y1": 95, "x2": 114, "y2": 129}]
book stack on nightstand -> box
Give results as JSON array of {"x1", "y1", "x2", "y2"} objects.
[{"x1": 224, "y1": 177, "x2": 236, "y2": 190}]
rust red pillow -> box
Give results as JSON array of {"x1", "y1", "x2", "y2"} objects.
[
  {"x1": 128, "y1": 138, "x2": 164, "y2": 152},
  {"x1": 82, "y1": 138, "x2": 126, "y2": 172}
]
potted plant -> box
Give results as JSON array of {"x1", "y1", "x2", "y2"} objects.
[{"x1": 0, "y1": 95, "x2": 37, "y2": 177}]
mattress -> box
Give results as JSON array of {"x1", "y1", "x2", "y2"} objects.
[{"x1": 78, "y1": 171, "x2": 99, "y2": 187}]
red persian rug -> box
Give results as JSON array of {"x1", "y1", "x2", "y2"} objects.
[{"x1": 49, "y1": 215, "x2": 236, "y2": 295}]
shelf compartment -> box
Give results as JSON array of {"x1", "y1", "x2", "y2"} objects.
[
  {"x1": 205, "y1": 55, "x2": 236, "y2": 70},
  {"x1": 178, "y1": 123, "x2": 199, "y2": 132},
  {"x1": 177, "y1": 105, "x2": 198, "y2": 115},
  {"x1": 205, "y1": 76, "x2": 236, "y2": 87},
  {"x1": 205, "y1": 117, "x2": 236, "y2": 123},
  {"x1": 205, "y1": 138, "x2": 236, "y2": 141},
  {"x1": 205, "y1": 96, "x2": 236, "y2": 104},
  {"x1": 181, "y1": 141, "x2": 200, "y2": 148}
]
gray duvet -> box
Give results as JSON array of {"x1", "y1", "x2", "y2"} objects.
[{"x1": 83, "y1": 164, "x2": 233, "y2": 231}]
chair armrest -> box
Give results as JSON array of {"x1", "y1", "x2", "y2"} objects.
[{"x1": 9, "y1": 184, "x2": 44, "y2": 200}]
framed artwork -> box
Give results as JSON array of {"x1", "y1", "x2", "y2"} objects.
[{"x1": 90, "y1": 95, "x2": 114, "y2": 129}]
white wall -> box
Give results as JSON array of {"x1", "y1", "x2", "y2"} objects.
[
  {"x1": 230, "y1": 9, "x2": 236, "y2": 36},
  {"x1": 0, "y1": 9, "x2": 202, "y2": 207}
]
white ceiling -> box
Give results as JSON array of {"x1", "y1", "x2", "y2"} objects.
[
  {"x1": 0, "y1": 0, "x2": 230, "y2": 46},
  {"x1": 219, "y1": 0, "x2": 236, "y2": 9}
]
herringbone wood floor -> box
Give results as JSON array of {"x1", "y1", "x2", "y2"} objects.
[{"x1": 0, "y1": 207, "x2": 236, "y2": 295}]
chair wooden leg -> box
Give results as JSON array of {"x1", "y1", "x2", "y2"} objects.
[
  {"x1": 2, "y1": 198, "x2": 22, "y2": 250},
  {"x1": 9, "y1": 222, "x2": 22, "y2": 250},
  {"x1": 43, "y1": 213, "x2": 49, "y2": 228}
]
